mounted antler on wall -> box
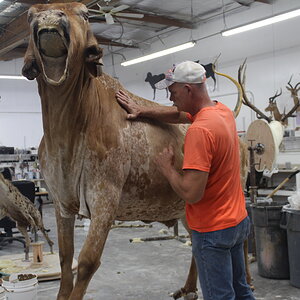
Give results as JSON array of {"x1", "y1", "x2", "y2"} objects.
[
  {"x1": 281, "y1": 76, "x2": 300, "y2": 123},
  {"x1": 238, "y1": 60, "x2": 272, "y2": 122}
]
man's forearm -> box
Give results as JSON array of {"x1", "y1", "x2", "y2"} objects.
[
  {"x1": 140, "y1": 106, "x2": 189, "y2": 124},
  {"x1": 160, "y1": 167, "x2": 204, "y2": 204}
]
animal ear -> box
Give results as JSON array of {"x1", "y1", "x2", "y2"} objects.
[
  {"x1": 22, "y1": 37, "x2": 40, "y2": 80},
  {"x1": 85, "y1": 31, "x2": 103, "y2": 77}
]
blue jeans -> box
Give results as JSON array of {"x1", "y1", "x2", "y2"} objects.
[{"x1": 192, "y1": 217, "x2": 255, "y2": 300}]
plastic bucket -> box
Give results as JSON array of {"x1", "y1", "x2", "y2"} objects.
[
  {"x1": 251, "y1": 201, "x2": 289, "y2": 279},
  {"x1": 2, "y1": 273, "x2": 38, "y2": 300},
  {"x1": 0, "y1": 287, "x2": 5, "y2": 300},
  {"x1": 281, "y1": 205, "x2": 300, "y2": 288}
]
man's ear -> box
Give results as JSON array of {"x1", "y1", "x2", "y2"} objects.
[
  {"x1": 22, "y1": 37, "x2": 40, "y2": 80},
  {"x1": 85, "y1": 30, "x2": 103, "y2": 77},
  {"x1": 184, "y1": 84, "x2": 193, "y2": 94}
]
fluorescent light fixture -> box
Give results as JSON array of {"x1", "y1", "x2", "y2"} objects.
[
  {"x1": 0, "y1": 75, "x2": 28, "y2": 80},
  {"x1": 121, "y1": 41, "x2": 195, "y2": 66},
  {"x1": 222, "y1": 8, "x2": 300, "y2": 36}
]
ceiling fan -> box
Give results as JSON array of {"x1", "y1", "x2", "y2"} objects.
[{"x1": 88, "y1": 0, "x2": 144, "y2": 24}]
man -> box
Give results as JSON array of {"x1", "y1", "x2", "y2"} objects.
[{"x1": 116, "y1": 61, "x2": 255, "y2": 300}]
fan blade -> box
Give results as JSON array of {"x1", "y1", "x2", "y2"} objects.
[
  {"x1": 88, "y1": 8, "x2": 104, "y2": 14},
  {"x1": 110, "y1": 5, "x2": 129, "y2": 13},
  {"x1": 115, "y1": 12, "x2": 144, "y2": 18},
  {"x1": 88, "y1": 14, "x2": 106, "y2": 19},
  {"x1": 95, "y1": 3, "x2": 113, "y2": 11},
  {"x1": 105, "y1": 13, "x2": 115, "y2": 24}
]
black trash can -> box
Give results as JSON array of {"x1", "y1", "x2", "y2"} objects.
[
  {"x1": 251, "y1": 201, "x2": 289, "y2": 279},
  {"x1": 281, "y1": 204, "x2": 300, "y2": 288},
  {"x1": 245, "y1": 198, "x2": 254, "y2": 253},
  {"x1": 245, "y1": 197, "x2": 265, "y2": 254}
]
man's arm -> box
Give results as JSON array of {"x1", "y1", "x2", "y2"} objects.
[
  {"x1": 156, "y1": 145, "x2": 208, "y2": 204},
  {"x1": 116, "y1": 90, "x2": 191, "y2": 124}
]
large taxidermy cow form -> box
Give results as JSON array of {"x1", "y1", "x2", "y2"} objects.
[{"x1": 22, "y1": 3, "x2": 249, "y2": 300}]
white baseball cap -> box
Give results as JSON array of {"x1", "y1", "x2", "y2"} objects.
[{"x1": 155, "y1": 61, "x2": 206, "y2": 90}]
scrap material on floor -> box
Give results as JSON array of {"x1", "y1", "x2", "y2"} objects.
[
  {"x1": 0, "y1": 203, "x2": 299, "y2": 300},
  {"x1": 0, "y1": 252, "x2": 77, "y2": 281}
]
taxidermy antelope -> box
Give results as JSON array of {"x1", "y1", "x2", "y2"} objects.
[
  {"x1": 285, "y1": 76, "x2": 300, "y2": 115},
  {"x1": 264, "y1": 89, "x2": 288, "y2": 126}
]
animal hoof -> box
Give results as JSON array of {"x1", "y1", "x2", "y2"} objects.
[
  {"x1": 170, "y1": 288, "x2": 198, "y2": 300},
  {"x1": 184, "y1": 292, "x2": 198, "y2": 300},
  {"x1": 170, "y1": 288, "x2": 185, "y2": 299}
]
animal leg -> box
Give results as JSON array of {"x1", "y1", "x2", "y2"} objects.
[
  {"x1": 68, "y1": 213, "x2": 115, "y2": 300},
  {"x1": 35, "y1": 212, "x2": 54, "y2": 253},
  {"x1": 172, "y1": 217, "x2": 198, "y2": 300},
  {"x1": 40, "y1": 225, "x2": 54, "y2": 253},
  {"x1": 243, "y1": 240, "x2": 254, "y2": 290},
  {"x1": 54, "y1": 206, "x2": 75, "y2": 300},
  {"x1": 17, "y1": 223, "x2": 31, "y2": 261}
]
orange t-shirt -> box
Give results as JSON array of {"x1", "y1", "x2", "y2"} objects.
[{"x1": 183, "y1": 102, "x2": 247, "y2": 232}]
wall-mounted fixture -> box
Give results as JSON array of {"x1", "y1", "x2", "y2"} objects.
[
  {"x1": 121, "y1": 41, "x2": 195, "y2": 67},
  {"x1": 222, "y1": 8, "x2": 300, "y2": 36}
]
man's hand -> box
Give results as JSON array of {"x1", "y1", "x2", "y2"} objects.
[
  {"x1": 116, "y1": 90, "x2": 141, "y2": 120},
  {"x1": 155, "y1": 145, "x2": 175, "y2": 177},
  {"x1": 116, "y1": 90, "x2": 191, "y2": 124},
  {"x1": 155, "y1": 144, "x2": 208, "y2": 204}
]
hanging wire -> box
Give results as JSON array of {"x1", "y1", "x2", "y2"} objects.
[
  {"x1": 106, "y1": 43, "x2": 126, "y2": 68},
  {"x1": 111, "y1": 51, "x2": 118, "y2": 79},
  {"x1": 111, "y1": 17, "x2": 125, "y2": 41},
  {"x1": 271, "y1": 3, "x2": 276, "y2": 93},
  {"x1": 157, "y1": 36, "x2": 166, "y2": 46},
  {"x1": 221, "y1": 0, "x2": 228, "y2": 30},
  {"x1": 189, "y1": 0, "x2": 194, "y2": 41}
]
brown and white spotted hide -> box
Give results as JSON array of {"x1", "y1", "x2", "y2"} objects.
[
  {"x1": 0, "y1": 173, "x2": 54, "y2": 260},
  {"x1": 22, "y1": 3, "x2": 187, "y2": 300},
  {"x1": 21, "y1": 3, "x2": 250, "y2": 299}
]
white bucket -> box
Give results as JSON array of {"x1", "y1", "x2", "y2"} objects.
[
  {"x1": 2, "y1": 273, "x2": 38, "y2": 300},
  {"x1": 0, "y1": 287, "x2": 5, "y2": 300}
]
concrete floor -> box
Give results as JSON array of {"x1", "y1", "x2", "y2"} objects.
[{"x1": 1, "y1": 202, "x2": 300, "y2": 300}]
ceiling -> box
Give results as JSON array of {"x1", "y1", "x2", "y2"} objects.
[{"x1": 0, "y1": 0, "x2": 272, "y2": 62}]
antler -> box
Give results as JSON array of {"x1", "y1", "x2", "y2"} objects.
[
  {"x1": 281, "y1": 76, "x2": 300, "y2": 123},
  {"x1": 238, "y1": 59, "x2": 272, "y2": 123},
  {"x1": 286, "y1": 75, "x2": 300, "y2": 94},
  {"x1": 212, "y1": 55, "x2": 243, "y2": 118},
  {"x1": 268, "y1": 89, "x2": 282, "y2": 103}
]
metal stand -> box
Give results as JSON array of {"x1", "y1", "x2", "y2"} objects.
[
  {"x1": 248, "y1": 140, "x2": 265, "y2": 204},
  {"x1": 247, "y1": 140, "x2": 265, "y2": 261}
]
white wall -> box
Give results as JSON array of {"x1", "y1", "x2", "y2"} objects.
[
  {"x1": 0, "y1": 59, "x2": 42, "y2": 148},
  {"x1": 0, "y1": 0, "x2": 300, "y2": 148},
  {"x1": 103, "y1": 0, "x2": 300, "y2": 133}
]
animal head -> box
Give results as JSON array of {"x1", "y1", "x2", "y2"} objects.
[
  {"x1": 22, "y1": 3, "x2": 103, "y2": 85},
  {"x1": 265, "y1": 89, "x2": 282, "y2": 113},
  {"x1": 145, "y1": 72, "x2": 152, "y2": 82}
]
